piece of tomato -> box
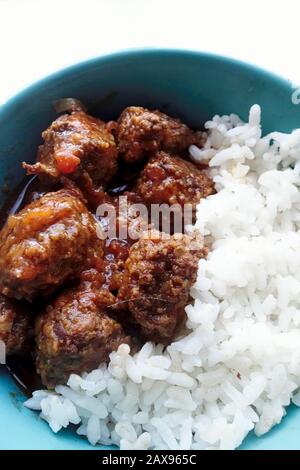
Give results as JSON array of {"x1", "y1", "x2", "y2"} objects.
[{"x1": 55, "y1": 154, "x2": 81, "y2": 174}]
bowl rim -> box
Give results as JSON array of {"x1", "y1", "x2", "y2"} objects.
[{"x1": 0, "y1": 47, "x2": 294, "y2": 116}]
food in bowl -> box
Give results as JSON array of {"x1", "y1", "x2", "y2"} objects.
[
  {"x1": 2, "y1": 99, "x2": 300, "y2": 450},
  {"x1": 0, "y1": 104, "x2": 211, "y2": 387}
]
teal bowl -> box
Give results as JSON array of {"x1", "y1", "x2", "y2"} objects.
[{"x1": 0, "y1": 49, "x2": 300, "y2": 450}]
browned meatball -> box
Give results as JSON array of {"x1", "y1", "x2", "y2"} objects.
[
  {"x1": 136, "y1": 151, "x2": 215, "y2": 215},
  {"x1": 35, "y1": 269, "x2": 130, "y2": 387},
  {"x1": 23, "y1": 110, "x2": 118, "y2": 191},
  {"x1": 116, "y1": 106, "x2": 205, "y2": 163},
  {"x1": 117, "y1": 231, "x2": 206, "y2": 343},
  {"x1": 0, "y1": 188, "x2": 104, "y2": 301},
  {"x1": 0, "y1": 294, "x2": 31, "y2": 355}
]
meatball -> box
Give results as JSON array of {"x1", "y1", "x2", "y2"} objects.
[
  {"x1": 0, "y1": 188, "x2": 104, "y2": 301},
  {"x1": 117, "y1": 231, "x2": 206, "y2": 343},
  {"x1": 116, "y1": 106, "x2": 205, "y2": 163},
  {"x1": 0, "y1": 294, "x2": 31, "y2": 355},
  {"x1": 35, "y1": 269, "x2": 130, "y2": 387},
  {"x1": 136, "y1": 151, "x2": 214, "y2": 212},
  {"x1": 23, "y1": 110, "x2": 118, "y2": 191}
]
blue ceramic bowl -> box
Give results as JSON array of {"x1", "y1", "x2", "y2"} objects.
[{"x1": 0, "y1": 49, "x2": 300, "y2": 450}]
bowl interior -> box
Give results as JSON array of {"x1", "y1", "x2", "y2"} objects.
[{"x1": 0, "y1": 49, "x2": 300, "y2": 450}]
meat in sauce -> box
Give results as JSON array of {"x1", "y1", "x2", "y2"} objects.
[
  {"x1": 35, "y1": 269, "x2": 130, "y2": 387},
  {"x1": 0, "y1": 294, "x2": 32, "y2": 355},
  {"x1": 23, "y1": 108, "x2": 118, "y2": 199},
  {"x1": 116, "y1": 106, "x2": 205, "y2": 164},
  {"x1": 117, "y1": 231, "x2": 207, "y2": 343},
  {"x1": 136, "y1": 150, "x2": 215, "y2": 214},
  {"x1": 0, "y1": 100, "x2": 214, "y2": 389}
]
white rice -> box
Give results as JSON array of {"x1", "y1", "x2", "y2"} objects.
[{"x1": 25, "y1": 104, "x2": 300, "y2": 450}]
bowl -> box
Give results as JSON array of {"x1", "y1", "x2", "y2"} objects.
[{"x1": 0, "y1": 48, "x2": 300, "y2": 450}]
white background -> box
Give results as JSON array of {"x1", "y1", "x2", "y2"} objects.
[{"x1": 0, "y1": 0, "x2": 300, "y2": 104}]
